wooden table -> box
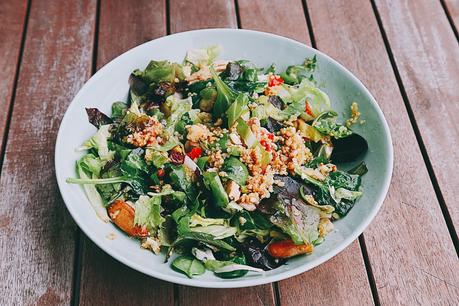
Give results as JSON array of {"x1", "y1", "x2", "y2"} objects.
[{"x1": 1, "y1": 0, "x2": 458, "y2": 305}]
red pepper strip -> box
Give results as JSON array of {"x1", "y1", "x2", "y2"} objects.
[
  {"x1": 268, "y1": 74, "x2": 284, "y2": 87},
  {"x1": 305, "y1": 100, "x2": 314, "y2": 117},
  {"x1": 260, "y1": 139, "x2": 272, "y2": 152},
  {"x1": 187, "y1": 147, "x2": 203, "y2": 159}
]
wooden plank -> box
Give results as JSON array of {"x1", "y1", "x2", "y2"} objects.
[
  {"x1": 277, "y1": 242, "x2": 373, "y2": 306},
  {"x1": 0, "y1": 0, "x2": 28, "y2": 153},
  {"x1": 374, "y1": 0, "x2": 459, "y2": 239},
  {"x1": 443, "y1": 0, "x2": 459, "y2": 32},
  {"x1": 237, "y1": 1, "x2": 374, "y2": 305},
  {"x1": 169, "y1": 2, "x2": 274, "y2": 304},
  {"x1": 177, "y1": 285, "x2": 275, "y2": 306},
  {"x1": 96, "y1": 0, "x2": 167, "y2": 69},
  {"x1": 0, "y1": 1, "x2": 97, "y2": 305},
  {"x1": 307, "y1": 0, "x2": 459, "y2": 304},
  {"x1": 79, "y1": 239, "x2": 174, "y2": 306},
  {"x1": 238, "y1": 0, "x2": 310, "y2": 45},
  {"x1": 169, "y1": 0, "x2": 237, "y2": 33},
  {"x1": 78, "y1": 1, "x2": 173, "y2": 305}
]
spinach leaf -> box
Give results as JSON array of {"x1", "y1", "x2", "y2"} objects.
[
  {"x1": 121, "y1": 148, "x2": 148, "y2": 176},
  {"x1": 330, "y1": 133, "x2": 368, "y2": 163},
  {"x1": 171, "y1": 256, "x2": 205, "y2": 278},
  {"x1": 214, "y1": 256, "x2": 248, "y2": 279},
  {"x1": 202, "y1": 172, "x2": 229, "y2": 208},
  {"x1": 348, "y1": 161, "x2": 368, "y2": 176},
  {"x1": 169, "y1": 165, "x2": 196, "y2": 199},
  {"x1": 328, "y1": 171, "x2": 361, "y2": 191},
  {"x1": 221, "y1": 157, "x2": 249, "y2": 186}
]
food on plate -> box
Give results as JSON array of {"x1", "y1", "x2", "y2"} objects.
[{"x1": 67, "y1": 46, "x2": 368, "y2": 278}]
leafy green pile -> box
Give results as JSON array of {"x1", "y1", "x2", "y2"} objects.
[{"x1": 67, "y1": 46, "x2": 368, "y2": 279}]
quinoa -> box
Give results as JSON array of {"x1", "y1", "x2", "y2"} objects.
[
  {"x1": 207, "y1": 149, "x2": 225, "y2": 169},
  {"x1": 279, "y1": 126, "x2": 313, "y2": 172},
  {"x1": 124, "y1": 117, "x2": 163, "y2": 147},
  {"x1": 345, "y1": 102, "x2": 361, "y2": 127}
]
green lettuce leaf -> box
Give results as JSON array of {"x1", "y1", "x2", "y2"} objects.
[{"x1": 134, "y1": 195, "x2": 165, "y2": 232}]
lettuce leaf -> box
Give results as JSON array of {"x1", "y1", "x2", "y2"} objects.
[
  {"x1": 134, "y1": 195, "x2": 165, "y2": 233},
  {"x1": 80, "y1": 125, "x2": 115, "y2": 161},
  {"x1": 185, "y1": 45, "x2": 222, "y2": 67},
  {"x1": 278, "y1": 79, "x2": 331, "y2": 119}
]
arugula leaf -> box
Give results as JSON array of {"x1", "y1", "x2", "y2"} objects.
[
  {"x1": 226, "y1": 93, "x2": 249, "y2": 128},
  {"x1": 204, "y1": 259, "x2": 263, "y2": 275},
  {"x1": 174, "y1": 232, "x2": 236, "y2": 251},
  {"x1": 210, "y1": 67, "x2": 238, "y2": 118}
]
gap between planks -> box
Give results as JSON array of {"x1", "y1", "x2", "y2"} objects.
[
  {"x1": 440, "y1": 0, "x2": 459, "y2": 41},
  {"x1": 302, "y1": 1, "x2": 382, "y2": 305},
  {"x1": 71, "y1": 1, "x2": 102, "y2": 305},
  {"x1": 0, "y1": 0, "x2": 31, "y2": 174},
  {"x1": 369, "y1": 0, "x2": 459, "y2": 256}
]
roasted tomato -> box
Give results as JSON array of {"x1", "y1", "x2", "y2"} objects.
[
  {"x1": 267, "y1": 240, "x2": 313, "y2": 258},
  {"x1": 107, "y1": 200, "x2": 149, "y2": 238}
]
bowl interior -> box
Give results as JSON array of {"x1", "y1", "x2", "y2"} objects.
[{"x1": 55, "y1": 29, "x2": 392, "y2": 288}]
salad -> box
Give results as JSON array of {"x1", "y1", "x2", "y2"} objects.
[{"x1": 67, "y1": 46, "x2": 368, "y2": 279}]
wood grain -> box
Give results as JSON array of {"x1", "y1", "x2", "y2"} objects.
[
  {"x1": 79, "y1": 239, "x2": 173, "y2": 306},
  {"x1": 169, "y1": 2, "x2": 274, "y2": 304},
  {"x1": 97, "y1": 0, "x2": 167, "y2": 69},
  {"x1": 237, "y1": 1, "x2": 374, "y2": 305},
  {"x1": 0, "y1": 0, "x2": 28, "y2": 153},
  {"x1": 169, "y1": 0, "x2": 238, "y2": 33},
  {"x1": 277, "y1": 242, "x2": 373, "y2": 306},
  {"x1": 78, "y1": 1, "x2": 174, "y2": 305},
  {"x1": 0, "y1": 0, "x2": 97, "y2": 305},
  {"x1": 374, "y1": 0, "x2": 459, "y2": 238},
  {"x1": 308, "y1": 0, "x2": 459, "y2": 304},
  {"x1": 238, "y1": 0, "x2": 310, "y2": 45}
]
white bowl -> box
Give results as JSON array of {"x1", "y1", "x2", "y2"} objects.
[{"x1": 55, "y1": 29, "x2": 393, "y2": 288}]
